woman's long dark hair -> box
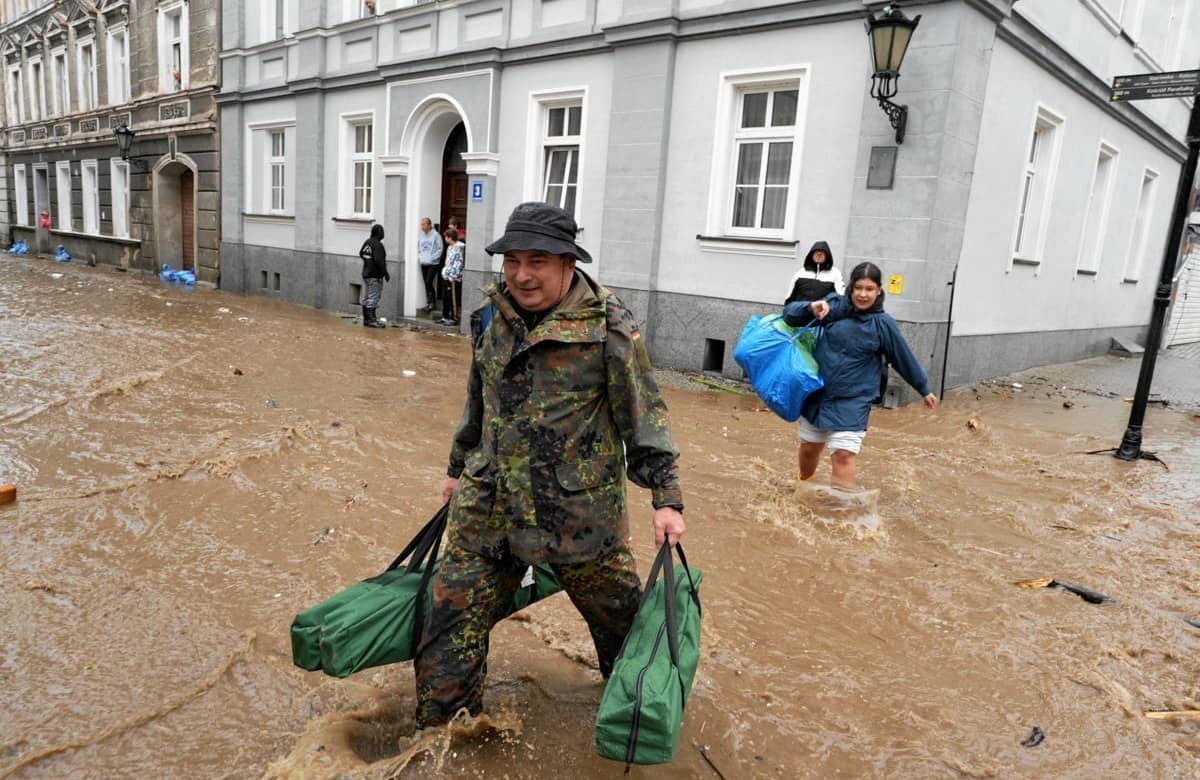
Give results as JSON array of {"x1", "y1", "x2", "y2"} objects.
[{"x1": 848, "y1": 262, "x2": 885, "y2": 310}]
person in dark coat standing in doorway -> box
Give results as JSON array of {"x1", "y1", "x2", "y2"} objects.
[{"x1": 359, "y1": 223, "x2": 390, "y2": 328}]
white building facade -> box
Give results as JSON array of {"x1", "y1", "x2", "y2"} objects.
[{"x1": 217, "y1": 0, "x2": 1199, "y2": 389}]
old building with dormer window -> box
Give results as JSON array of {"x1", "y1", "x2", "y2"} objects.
[{"x1": 1, "y1": 0, "x2": 219, "y2": 282}]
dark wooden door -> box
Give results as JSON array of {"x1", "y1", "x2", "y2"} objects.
[
  {"x1": 440, "y1": 123, "x2": 468, "y2": 238},
  {"x1": 180, "y1": 169, "x2": 195, "y2": 271}
]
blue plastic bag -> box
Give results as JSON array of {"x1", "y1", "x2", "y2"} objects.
[{"x1": 733, "y1": 314, "x2": 824, "y2": 422}]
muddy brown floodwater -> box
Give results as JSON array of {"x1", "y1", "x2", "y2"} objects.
[{"x1": 1, "y1": 256, "x2": 1198, "y2": 779}]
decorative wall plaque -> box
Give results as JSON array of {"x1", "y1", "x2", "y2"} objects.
[
  {"x1": 109, "y1": 113, "x2": 131, "y2": 129},
  {"x1": 159, "y1": 101, "x2": 189, "y2": 121},
  {"x1": 11, "y1": 130, "x2": 25, "y2": 143},
  {"x1": 54, "y1": 123, "x2": 70, "y2": 138},
  {"x1": 79, "y1": 118, "x2": 100, "y2": 133},
  {"x1": 29, "y1": 126, "x2": 48, "y2": 140}
]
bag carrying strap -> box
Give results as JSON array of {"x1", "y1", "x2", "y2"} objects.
[
  {"x1": 385, "y1": 504, "x2": 449, "y2": 572},
  {"x1": 636, "y1": 542, "x2": 700, "y2": 669}
]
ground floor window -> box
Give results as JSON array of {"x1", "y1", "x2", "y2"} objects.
[
  {"x1": 110, "y1": 159, "x2": 130, "y2": 238},
  {"x1": 55, "y1": 160, "x2": 72, "y2": 230},
  {"x1": 81, "y1": 159, "x2": 99, "y2": 234},
  {"x1": 13, "y1": 164, "x2": 28, "y2": 226}
]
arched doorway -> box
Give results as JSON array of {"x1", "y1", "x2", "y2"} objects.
[
  {"x1": 399, "y1": 96, "x2": 473, "y2": 317},
  {"x1": 153, "y1": 160, "x2": 197, "y2": 271}
]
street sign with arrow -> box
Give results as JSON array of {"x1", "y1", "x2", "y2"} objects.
[{"x1": 1110, "y1": 69, "x2": 1199, "y2": 101}]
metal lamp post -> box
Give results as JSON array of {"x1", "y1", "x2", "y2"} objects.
[{"x1": 866, "y1": 3, "x2": 921, "y2": 144}]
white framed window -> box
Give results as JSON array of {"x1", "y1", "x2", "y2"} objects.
[
  {"x1": 1011, "y1": 106, "x2": 1065, "y2": 266},
  {"x1": 51, "y1": 47, "x2": 69, "y2": 115},
  {"x1": 13, "y1": 164, "x2": 28, "y2": 226},
  {"x1": 110, "y1": 159, "x2": 129, "y2": 238},
  {"x1": 340, "y1": 113, "x2": 374, "y2": 217},
  {"x1": 158, "y1": 2, "x2": 190, "y2": 92},
  {"x1": 269, "y1": 129, "x2": 287, "y2": 211},
  {"x1": 1123, "y1": 168, "x2": 1159, "y2": 282},
  {"x1": 26, "y1": 56, "x2": 45, "y2": 120},
  {"x1": 7, "y1": 64, "x2": 22, "y2": 125},
  {"x1": 705, "y1": 67, "x2": 810, "y2": 241},
  {"x1": 55, "y1": 160, "x2": 72, "y2": 230},
  {"x1": 245, "y1": 120, "x2": 295, "y2": 215},
  {"x1": 524, "y1": 88, "x2": 587, "y2": 223},
  {"x1": 77, "y1": 37, "x2": 98, "y2": 111},
  {"x1": 1076, "y1": 142, "x2": 1119, "y2": 275},
  {"x1": 81, "y1": 159, "x2": 99, "y2": 234},
  {"x1": 259, "y1": 0, "x2": 289, "y2": 43},
  {"x1": 541, "y1": 103, "x2": 581, "y2": 217},
  {"x1": 106, "y1": 26, "x2": 129, "y2": 105}
]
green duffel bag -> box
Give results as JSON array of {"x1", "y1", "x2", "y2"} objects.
[
  {"x1": 290, "y1": 504, "x2": 447, "y2": 672},
  {"x1": 595, "y1": 542, "x2": 702, "y2": 767},
  {"x1": 292, "y1": 504, "x2": 565, "y2": 678}
]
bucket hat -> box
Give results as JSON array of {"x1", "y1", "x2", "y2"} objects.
[{"x1": 484, "y1": 201, "x2": 592, "y2": 263}]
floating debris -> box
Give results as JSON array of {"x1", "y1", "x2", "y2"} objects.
[
  {"x1": 1020, "y1": 726, "x2": 1045, "y2": 747},
  {"x1": 1014, "y1": 577, "x2": 1114, "y2": 604}
]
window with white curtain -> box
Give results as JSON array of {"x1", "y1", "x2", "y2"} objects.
[
  {"x1": 107, "y1": 26, "x2": 129, "y2": 104},
  {"x1": 26, "y1": 56, "x2": 45, "y2": 120},
  {"x1": 77, "y1": 37, "x2": 98, "y2": 110},
  {"x1": 56, "y1": 160, "x2": 72, "y2": 230},
  {"x1": 13, "y1": 164, "x2": 29, "y2": 226},
  {"x1": 110, "y1": 159, "x2": 130, "y2": 238},
  {"x1": 158, "y1": 2, "x2": 190, "y2": 92},
  {"x1": 81, "y1": 159, "x2": 99, "y2": 234},
  {"x1": 51, "y1": 48, "x2": 69, "y2": 115}
]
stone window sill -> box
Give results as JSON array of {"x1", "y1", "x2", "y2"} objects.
[
  {"x1": 1012, "y1": 256, "x2": 1040, "y2": 267},
  {"x1": 50, "y1": 228, "x2": 141, "y2": 246},
  {"x1": 244, "y1": 212, "x2": 295, "y2": 223},
  {"x1": 696, "y1": 234, "x2": 799, "y2": 258},
  {"x1": 1076, "y1": 268, "x2": 1098, "y2": 277},
  {"x1": 332, "y1": 216, "x2": 375, "y2": 226}
]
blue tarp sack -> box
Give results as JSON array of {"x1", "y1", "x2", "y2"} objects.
[{"x1": 733, "y1": 314, "x2": 823, "y2": 422}]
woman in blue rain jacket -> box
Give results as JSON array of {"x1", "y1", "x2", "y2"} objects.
[{"x1": 783, "y1": 262, "x2": 938, "y2": 489}]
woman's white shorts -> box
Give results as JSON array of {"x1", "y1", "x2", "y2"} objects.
[{"x1": 797, "y1": 416, "x2": 866, "y2": 454}]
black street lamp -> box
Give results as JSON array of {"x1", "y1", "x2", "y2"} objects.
[
  {"x1": 114, "y1": 124, "x2": 135, "y2": 159},
  {"x1": 113, "y1": 124, "x2": 148, "y2": 171},
  {"x1": 866, "y1": 3, "x2": 921, "y2": 144}
]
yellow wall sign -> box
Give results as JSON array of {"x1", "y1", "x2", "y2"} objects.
[{"x1": 888, "y1": 274, "x2": 904, "y2": 295}]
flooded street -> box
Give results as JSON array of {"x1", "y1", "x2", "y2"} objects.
[{"x1": 2, "y1": 256, "x2": 1198, "y2": 779}]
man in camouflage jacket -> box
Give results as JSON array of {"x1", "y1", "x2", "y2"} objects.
[{"x1": 415, "y1": 202, "x2": 686, "y2": 728}]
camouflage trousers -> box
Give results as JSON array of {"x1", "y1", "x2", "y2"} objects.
[{"x1": 414, "y1": 541, "x2": 641, "y2": 728}]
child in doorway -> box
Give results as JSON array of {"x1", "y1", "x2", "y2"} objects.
[
  {"x1": 439, "y1": 228, "x2": 464, "y2": 326},
  {"x1": 783, "y1": 261, "x2": 937, "y2": 490}
]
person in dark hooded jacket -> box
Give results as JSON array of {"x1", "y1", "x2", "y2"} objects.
[
  {"x1": 782, "y1": 261, "x2": 937, "y2": 489},
  {"x1": 784, "y1": 240, "x2": 845, "y2": 305},
  {"x1": 358, "y1": 224, "x2": 390, "y2": 328}
]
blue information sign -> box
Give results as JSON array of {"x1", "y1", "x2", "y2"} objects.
[{"x1": 471, "y1": 181, "x2": 484, "y2": 201}]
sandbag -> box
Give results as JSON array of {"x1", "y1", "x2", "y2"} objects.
[
  {"x1": 733, "y1": 314, "x2": 823, "y2": 422},
  {"x1": 595, "y1": 543, "x2": 702, "y2": 766}
]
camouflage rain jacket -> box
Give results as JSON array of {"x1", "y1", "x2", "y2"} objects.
[{"x1": 446, "y1": 270, "x2": 683, "y2": 564}]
